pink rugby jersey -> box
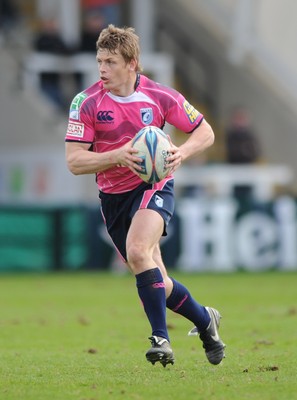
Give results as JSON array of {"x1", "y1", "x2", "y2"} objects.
[{"x1": 65, "y1": 74, "x2": 204, "y2": 194}]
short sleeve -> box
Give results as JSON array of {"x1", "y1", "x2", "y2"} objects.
[
  {"x1": 165, "y1": 92, "x2": 204, "y2": 133},
  {"x1": 65, "y1": 92, "x2": 95, "y2": 143}
]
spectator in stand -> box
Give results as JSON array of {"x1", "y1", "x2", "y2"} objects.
[
  {"x1": 81, "y1": 0, "x2": 124, "y2": 27},
  {"x1": 225, "y1": 107, "x2": 261, "y2": 165},
  {"x1": 32, "y1": 17, "x2": 73, "y2": 111},
  {"x1": 79, "y1": 8, "x2": 105, "y2": 53},
  {"x1": 0, "y1": 0, "x2": 19, "y2": 40},
  {"x1": 225, "y1": 106, "x2": 262, "y2": 202},
  {"x1": 73, "y1": 9, "x2": 106, "y2": 93}
]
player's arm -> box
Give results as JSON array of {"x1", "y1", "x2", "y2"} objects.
[
  {"x1": 179, "y1": 119, "x2": 215, "y2": 159},
  {"x1": 65, "y1": 141, "x2": 142, "y2": 175},
  {"x1": 166, "y1": 119, "x2": 215, "y2": 172}
]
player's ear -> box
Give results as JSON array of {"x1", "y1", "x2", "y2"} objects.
[{"x1": 129, "y1": 59, "x2": 137, "y2": 71}]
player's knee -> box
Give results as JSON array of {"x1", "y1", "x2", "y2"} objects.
[{"x1": 126, "y1": 242, "x2": 149, "y2": 270}]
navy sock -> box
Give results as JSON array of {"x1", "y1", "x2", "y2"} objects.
[
  {"x1": 166, "y1": 278, "x2": 210, "y2": 332},
  {"x1": 136, "y1": 267, "x2": 169, "y2": 341}
]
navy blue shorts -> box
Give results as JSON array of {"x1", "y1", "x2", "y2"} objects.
[{"x1": 99, "y1": 178, "x2": 175, "y2": 261}]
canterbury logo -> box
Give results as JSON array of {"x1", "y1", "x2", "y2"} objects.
[
  {"x1": 97, "y1": 110, "x2": 114, "y2": 122},
  {"x1": 152, "y1": 282, "x2": 165, "y2": 289}
]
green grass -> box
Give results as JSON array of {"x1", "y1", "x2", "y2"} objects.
[{"x1": 0, "y1": 271, "x2": 296, "y2": 400}]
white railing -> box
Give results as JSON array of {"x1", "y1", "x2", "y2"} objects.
[
  {"x1": 23, "y1": 51, "x2": 174, "y2": 93},
  {"x1": 23, "y1": 53, "x2": 98, "y2": 91},
  {"x1": 174, "y1": 164, "x2": 294, "y2": 202}
]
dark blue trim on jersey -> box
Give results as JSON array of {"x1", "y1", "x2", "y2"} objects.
[
  {"x1": 188, "y1": 116, "x2": 204, "y2": 133},
  {"x1": 134, "y1": 73, "x2": 141, "y2": 90},
  {"x1": 65, "y1": 139, "x2": 93, "y2": 144}
]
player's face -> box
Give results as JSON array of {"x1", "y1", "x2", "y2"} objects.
[{"x1": 97, "y1": 49, "x2": 136, "y2": 96}]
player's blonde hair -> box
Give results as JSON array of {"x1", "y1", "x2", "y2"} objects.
[{"x1": 96, "y1": 24, "x2": 142, "y2": 72}]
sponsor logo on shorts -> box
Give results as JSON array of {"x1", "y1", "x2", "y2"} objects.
[
  {"x1": 154, "y1": 194, "x2": 164, "y2": 208},
  {"x1": 183, "y1": 101, "x2": 199, "y2": 123},
  {"x1": 140, "y1": 108, "x2": 153, "y2": 125},
  {"x1": 67, "y1": 122, "x2": 84, "y2": 137},
  {"x1": 97, "y1": 110, "x2": 114, "y2": 123}
]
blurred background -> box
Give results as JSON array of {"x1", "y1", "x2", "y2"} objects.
[{"x1": 1, "y1": 0, "x2": 297, "y2": 273}]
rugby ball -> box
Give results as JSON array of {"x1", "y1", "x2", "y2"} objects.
[{"x1": 132, "y1": 126, "x2": 171, "y2": 184}]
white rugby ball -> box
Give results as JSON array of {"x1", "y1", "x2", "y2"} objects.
[{"x1": 132, "y1": 126, "x2": 171, "y2": 184}]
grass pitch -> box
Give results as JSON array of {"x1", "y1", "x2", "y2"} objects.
[{"x1": 0, "y1": 270, "x2": 296, "y2": 400}]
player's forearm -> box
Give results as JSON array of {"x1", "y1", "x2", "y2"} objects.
[
  {"x1": 66, "y1": 148, "x2": 119, "y2": 175},
  {"x1": 180, "y1": 120, "x2": 215, "y2": 162}
]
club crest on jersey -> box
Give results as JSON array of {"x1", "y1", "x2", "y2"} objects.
[{"x1": 140, "y1": 108, "x2": 153, "y2": 125}]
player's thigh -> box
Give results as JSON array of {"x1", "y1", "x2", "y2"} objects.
[{"x1": 127, "y1": 209, "x2": 164, "y2": 253}]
